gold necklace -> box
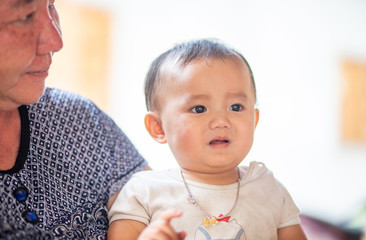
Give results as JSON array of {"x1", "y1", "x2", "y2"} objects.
[{"x1": 180, "y1": 168, "x2": 241, "y2": 227}]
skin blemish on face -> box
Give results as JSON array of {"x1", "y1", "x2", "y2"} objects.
[{"x1": 22, "y1": 31, "x2": 33, "y2": 38}]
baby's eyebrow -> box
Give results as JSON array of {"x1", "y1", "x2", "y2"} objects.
[
  {"x1": 185, "y1": 94, "x2": 209, "y2": 102},
  {"x1": 226, "y1": 92, "x2": 248, "y2": 100}
]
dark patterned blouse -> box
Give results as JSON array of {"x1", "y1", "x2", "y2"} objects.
[{"x1": 0, "y1": 88, "x2": 147, "y2": 239}]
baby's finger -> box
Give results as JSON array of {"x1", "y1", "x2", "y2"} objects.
[
  {"x1": 152, "y1": 209, "x2": 184, "y2": 239},
  {"x1": 138, "y1": 210, "x2": 184, "y2": 240},
  {"x1": 158, "y1": 209, "x2": 183, "y2": 223},
  {"x1": 178, "y1": 231, "x2": 186, "y2": 240},
  {"x1": 139, "y1": 221, "x2": 183, "y2": 240}
]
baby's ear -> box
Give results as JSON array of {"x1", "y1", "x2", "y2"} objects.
[
  {"x1": 254, "y1": 108, "x2": 260, "y2": 128},
  {"x1": 144, "y1": 112, "x2": 167, "y2": 144}
]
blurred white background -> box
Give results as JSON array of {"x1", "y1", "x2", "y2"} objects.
[{"x1": 52, "y1": 0, "x2": 366, "y2": 229}]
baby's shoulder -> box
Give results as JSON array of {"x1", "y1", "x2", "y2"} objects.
[
  {"x1": 239, "y1": 161, "x2": 279, "y2": 185},
  {"x1": 126, "y1": 169, "x2": 181, "y2": 193},
  {"x1": 131, "y1": 169, "x2": 177, "y2": 183}
]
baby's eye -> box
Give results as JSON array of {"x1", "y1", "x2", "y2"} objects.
[
  {"x1": 230, "y1": 104, "x2": 244, "y2": 112},
  {"x1": 190, "y1": 105, "x2": 207, "y2": 114}
]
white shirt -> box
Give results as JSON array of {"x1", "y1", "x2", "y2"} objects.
[{"x1": 109, "y1": 162, "x2": 301, "y2": 239}]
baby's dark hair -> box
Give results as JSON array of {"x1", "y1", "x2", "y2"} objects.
[{"x1": 144, "y1": 38, "x2": 256, "y2": 111}]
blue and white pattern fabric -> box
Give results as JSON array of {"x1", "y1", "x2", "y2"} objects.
[{"x1": 0, "y1": 88, "x2": 147, "y2": 239}]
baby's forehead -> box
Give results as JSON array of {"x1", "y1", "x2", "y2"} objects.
[
  {"x1": 150, "y1": 55, "x2": 254, "y2": 111},
  {"x1": 160, "y1": 55, "x2": 250, "y2": 82},
  {"x1": 157, "y1": 56, "x2": 255, "y2": 99}
]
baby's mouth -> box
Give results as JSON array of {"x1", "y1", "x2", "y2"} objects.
[{"x1": 209, "y1": 138, "x2": 230, "y2": 145}]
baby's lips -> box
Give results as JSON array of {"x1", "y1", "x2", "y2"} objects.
[{"x1": 209, "y1": 137, "x2": 230, "y2": 145}]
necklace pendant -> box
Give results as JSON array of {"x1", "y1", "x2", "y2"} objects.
[
  {"x1": 181, "y1": 168, "x2": 241, "y2": 229},
  {"x1": 210, "y1": 216, "x2": 218, "y2": 225},
  {"x1": 202, "y1": 217, "x2": 218, "y2": 227},
  {"x1": 202, "y1": 218, "x2": 211, "y2": 227}
]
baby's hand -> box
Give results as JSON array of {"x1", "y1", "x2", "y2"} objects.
[{"x1": 138, "y1": 209, "x2": 186, "y2": 240}]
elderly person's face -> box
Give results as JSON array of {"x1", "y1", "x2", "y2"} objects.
[{"x1": 0, "y1": 0, "x2": 63, "y2": 111}]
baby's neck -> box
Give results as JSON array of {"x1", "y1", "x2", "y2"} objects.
[{"x1": 180, "y1": 167, "x2": 241, "y2": 185}]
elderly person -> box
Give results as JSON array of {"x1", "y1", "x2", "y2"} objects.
[{"x1": 0, "y1": 0, "x2": 147, "y2": 238}]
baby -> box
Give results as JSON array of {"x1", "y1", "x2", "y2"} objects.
[{"x1": 107, "y1": 39, "x2": 307, "y2": 240}]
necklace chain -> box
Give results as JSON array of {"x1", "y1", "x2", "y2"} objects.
[{"x1": 180, "y1": 168, "x2": 241, "y2": 227}]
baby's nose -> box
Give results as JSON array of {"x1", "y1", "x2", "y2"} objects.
[{"x1": 209, "y1": 113, "x2": 231, "y2": 129}]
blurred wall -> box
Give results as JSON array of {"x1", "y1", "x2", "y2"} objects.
[
  {"x1": 48, "y1": 0, "x2": 111, "y2": 112},
  {"x1": 54, "y1": 0, "x2": 366, "y2": 227}
]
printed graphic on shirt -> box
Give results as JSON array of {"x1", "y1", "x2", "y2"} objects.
[{"x1": 194, "y1": 215, "x2": 246, "y2": 240}]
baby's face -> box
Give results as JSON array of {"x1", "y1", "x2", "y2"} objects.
[{"x1": 158, "y1": 57, "x2": 259, "y2": 179}]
